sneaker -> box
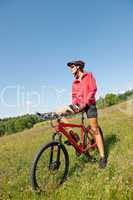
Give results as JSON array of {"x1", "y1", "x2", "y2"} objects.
[{"x1": 99, "y1": 157, "x2": 107, "y2": 169}]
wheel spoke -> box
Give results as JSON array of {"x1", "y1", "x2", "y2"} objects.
[{"x1": 31, "y1": 142, "x2": 69, "y2": 191}]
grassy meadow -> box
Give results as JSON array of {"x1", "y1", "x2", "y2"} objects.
[{"x1": 0, "y1": 100, "x2": 133, "y2": 200}]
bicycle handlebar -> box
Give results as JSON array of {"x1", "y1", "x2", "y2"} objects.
[
  {"x1": 36, "y1": 111, "x2": 72, "y2": 121},
  {"x1": 36, "y1": 112, "x2": 60, "y2": 120},
  {"x1": 36, "y1": 111, "x2": 75, "y2": 128},
  {"x1": 36, "y1": 110, "x2": 85, "y2": 127}
]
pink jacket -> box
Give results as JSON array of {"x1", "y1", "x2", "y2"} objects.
[{"x1": 72, "y1": 72, "x2": 97, "y2": 109}]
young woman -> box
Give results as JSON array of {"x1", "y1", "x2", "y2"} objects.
[{"x1": 56, "y1": 60, "x2": 107, "y2": 168}]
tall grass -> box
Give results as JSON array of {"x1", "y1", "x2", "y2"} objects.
[{"x1": 0, "y1": 102, "x2": 133, "y2": 200}]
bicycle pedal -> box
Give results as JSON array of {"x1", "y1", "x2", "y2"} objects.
[{"x1": 90, "y1": 139, "x2": 95, "y2": 145}]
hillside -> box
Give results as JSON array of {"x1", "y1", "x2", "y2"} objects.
[{"x1": 0, "y1": 100, "x2": 133, "y2": 200}]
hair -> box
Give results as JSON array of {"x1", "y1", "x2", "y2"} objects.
[{"x1": 77, "y1": 65, "x2": 84, "y2": 72}]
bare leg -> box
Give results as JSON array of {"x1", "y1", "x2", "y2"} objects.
[{"x1": 88, "y1": 118, "x2": 105, "y2": 158}]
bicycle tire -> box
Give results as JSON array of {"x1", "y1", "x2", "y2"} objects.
[{"x1": 30, "y1": 141, "x2": 69, "y2": 191}]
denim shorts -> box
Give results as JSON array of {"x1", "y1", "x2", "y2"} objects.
[{"x1": 84, "y1": 104, "x2": 98, "y2": 118}]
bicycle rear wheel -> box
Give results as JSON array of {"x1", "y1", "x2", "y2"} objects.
[{"x1": 30, "y1": 141, "x2": 69, "y2": 191}]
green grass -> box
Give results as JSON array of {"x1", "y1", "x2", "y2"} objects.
[{"x1": 0, "y1": 101, "x2": 133, "y2": 200}]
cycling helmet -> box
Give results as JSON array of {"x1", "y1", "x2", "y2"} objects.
[{"x1": 67, "y1": 60, "x2": 85, "y2": 68}]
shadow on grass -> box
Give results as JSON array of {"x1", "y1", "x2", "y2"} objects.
[
  {"x1": 104, "y1": 133, "x2": 120, "y2": 159},
  {"x1": 68, "y1": 161, "x2": 85, "y2": 178},
  {"x1": 68, "y1": 153, "x2": 97, "y2": 178},
  {"x1": 68, "y1": 133, "x2": 119, "y2": 178}
]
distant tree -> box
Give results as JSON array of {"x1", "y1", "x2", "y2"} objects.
[
  {"x1": 14, "y1": 118, "x2": 26, "y2": 132},
  {"x1": 0, "y1": 113, "x2": 43, "y2": 137},
  {"x1": 0, "y1": 123, "x2": 5, "y2": 136},
  {"x1": 26, "y1": 122, "x2": 33, "y2": 129},
  {"x1": 118, "y1": 93, "x2": 127, "y2": 102},
  {"x1": 105, "y1": 93, "x2": 119, "y2": 106},
  {"x1": 124, "y1": 90, "x2": 133, "y2": 97},
  {"x1": 5, "y1": 120, "x2": 16, "y2": 134},
  {"x1": 96, "y1": 97, "x2": 105, "y2": 108}
]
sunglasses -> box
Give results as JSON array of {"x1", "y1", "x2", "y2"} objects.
[{"x1": 69, "y1": 65, "x2": 77, "y2": 69}]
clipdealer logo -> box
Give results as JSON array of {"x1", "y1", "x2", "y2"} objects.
[{"x1": 0, "y1": 85, "x2": 71, "y2": 113}]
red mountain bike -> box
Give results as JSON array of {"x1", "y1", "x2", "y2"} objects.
[{"x1": 30, "y1": 112, "x2": 103, "y2": 191}]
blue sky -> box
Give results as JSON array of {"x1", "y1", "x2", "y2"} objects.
[{"x1": 0, "y1": 0, "x2": 133, "y2": 118}]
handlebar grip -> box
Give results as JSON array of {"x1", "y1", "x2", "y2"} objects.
[{"x1": 36, "y1": 112, "x2": 60, "y2": 120}]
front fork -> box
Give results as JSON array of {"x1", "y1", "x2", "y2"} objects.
[{"x1": 49, "y1": 132, "x2": 62, "y2": 170}]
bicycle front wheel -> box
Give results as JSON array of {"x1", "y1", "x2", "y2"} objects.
[{"x1": 30, "y1": 141, "x2": 69, "y2": 191}]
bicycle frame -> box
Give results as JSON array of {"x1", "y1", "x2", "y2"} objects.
[
  {"x1": 31, "y1": 112, "x2": 100, "y2": 191},
  {"x1": 53, "y1": 118, "x2": 97, "y2": 155}
]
